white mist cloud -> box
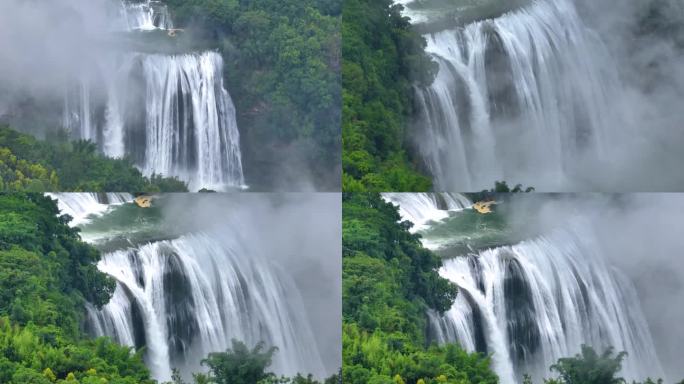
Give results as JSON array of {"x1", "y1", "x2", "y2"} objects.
[{"x1": 0, "y1": 0, "x2": 118, "y2": 97}]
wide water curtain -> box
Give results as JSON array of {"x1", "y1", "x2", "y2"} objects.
[
  {"x1": 430, "y1": 228, "x2": 663, "y2": 383},
  {"x1": 86, "y1": 234, "x2": 324, "y2": 382},
  {"x1": 63, "y1": 0, "x2": 244, "y2": 190},
  {"x1": 413, "y1": 0, "x2": 618, "y2": 190},
  {"x1": 44, "y1": 194, "x2": 327, "y2": 382}
]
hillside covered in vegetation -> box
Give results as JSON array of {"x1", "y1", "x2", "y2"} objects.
[
  {"x1": 0, "y1": 126, "x2": 188, "y2": 192},
  {"x1": 342, "y1": 193, "x2": 498, "y2": 383},
  {"x1": 0, "y1": 194, "x2": 155, "y2": 383},
  {"x1": 342, "y1": 0, "x2": 434, "y2": 192}
]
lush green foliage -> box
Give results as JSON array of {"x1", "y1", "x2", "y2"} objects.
[
  {"x1": 342, "y1": 0, "x2": 435, "y2": 191},
  {"x1": 0, "y1": 147, "x2": 58, "y2": 191},
  {"x1": 342, "y1": 193, "x2": 497, "y2": 383},
  {"x1": 165, "y1": 340, "x2": 339, "y2": 384},
  {"x1": 164, "y1": 0, "x2": 341, "y2": 190},
  {"x1": 200, "y1": 339, "x2": 278, "y2": 384},
  {"x1": 0, "y1": 194, "x2": 114, "y2": 324},
  {"x1": 544, "y1": 346, "x2": 627, "y2": 384},
  {"x1": 0, "y1": 194, "x2": 154, "y2": 383},
  {"x1": 0, "y1": 319, "x2": 153, "y2": 384},
  {"x1": 0, "y1": 126, "x2": 188, "y2": 192},
  {"x1": 526, "y1": 345, "x2": 682, "y2": 384}
]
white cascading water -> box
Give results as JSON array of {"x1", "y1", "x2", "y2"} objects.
[
  {"x1": 412, "y1": 0, "x2": 619, "y2": 191},
  {"x1": 46, "y1": 192, "x2": 133, "y2": 225},
  {"x1": 63, "y1": 1, "x2": 245, "y2": 191},
  {"x1": 119, "y1": 0, "x2": 173, "y2": 31},
  {"x1": 85, "y1": 232, "x2": 325, "y2": 382},
  {"x1": 47, "y1": 194, "x2": 328, "y2": 381},
  {"x1": 429, "y1": 228, "x2": 664, "y2": 384},
  {"x1": 382, "y1": 193, "x2": 472, "y2": 231},
  {"x1": 140, "y1": 52, "x2": 243, "y2": 190}
]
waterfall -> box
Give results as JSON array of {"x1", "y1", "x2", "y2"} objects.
[
  {"x1": 86, "y1": 233, "x2": 325, "y2": 382},
  {"x1": 414, "y1": 0, "x2": 619, "y2": 191},
  {"x1": 47, "y1": 192, "x2": 133, "y2": 225},
  {"x1": 140, "y1": 52, "x2": 244, "y2": 190},
  {"x1": 119, "y1": 0, "x2": 173, "y2": 31},
  {"x1": 63, "y1": 1, "x2": 245, "y2": 191},
  {"x1": 430, "y1": 228, "x2": 664, "y2": 383},
  {"x1": 382, "y1": 193, "x2": 472, "y2": 231}
]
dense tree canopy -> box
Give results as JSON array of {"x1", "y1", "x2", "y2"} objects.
[
  {"x1": 0, "y1": 126, "x2": 188, "y2": 192},
  {"x1": 166, "y1": 339, "x2": 339, "y2": 384},
  {"x1": 342, "y1": 0, "x2": 435, "y2": 191},
  {"x1": 342, "y1": 193, "x2": 497, "y2": 383},
  {"x1": 0, "y1": 193, "x2": 154, "y2": 383},
  {"x1": 528, "y1": 345, "x2": 682, "y2": 384}
]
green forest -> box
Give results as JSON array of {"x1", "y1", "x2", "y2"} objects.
[
  {"x1": 342, "y1": 193, "x2": 497, "y2": 383},
  {"x1": 342, "y1": 0, "x2": 434, "y2": 192},
  {"x1": 0, "y1": 193, "x2": 153, "y2": 383},
  {"x1": 342, "y1": 193, "x2": 678, "y2": 384},
  {"x1": 0, "y1": 126, "x2": 188, "y2": 192},
  {"x1": 0, "y1": 194, "x2": 337, "y2": 383}
]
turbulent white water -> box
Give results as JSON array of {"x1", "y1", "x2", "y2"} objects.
[
  {"x1": 63, "y1": 1, "x2": 245, "y2": 191},
  {"x1": 429, "y1": 227, "x2": 664, "y2": 383},
  {"x1": 382, "y1": 193, "x2": 472, "y2": 231},
  {"x1": 119, "y1": 0, "x2": 173, "y2": 31},
  {"x1": 414, "y1": 0, "x2": 620, "y2": 191},
  {"x1": 47, "y1": 192, "x2": 133, "y2": 225},
  {"x1": 86, "y1": 232, "x2": 325, "y2": 382}
]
